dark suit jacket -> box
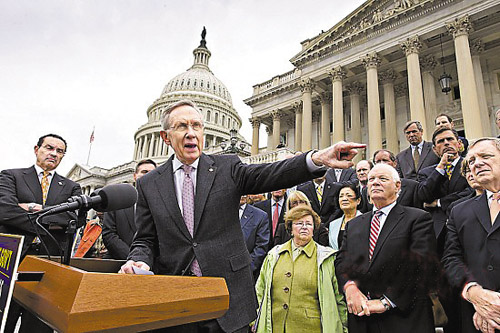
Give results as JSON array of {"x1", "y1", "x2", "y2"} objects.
[
  {"x1": 102, "y1": 206, "x2": 136, "y2": 260},
  {"x1": 297, "y1": 180, "x2": 341, "y2": 224},
  {"x1": 239, "y1": 204, "x2": 269, "y2": 277},
  {"x1": 325, "y1": 167, "x2": 357, "y2": 184},
  {"x1": 358, "y1": 179, "x2": 422, "y2": 213},
  {"x1": 128, "y1": 153, "x2": 322, "y2": 332},
  {"x1": 336, "y1": 204, "x2": 437, "y2": 332},
  {"x1": 0, "y1": 166, "x2": 81, "y2": 254},
  {"x1": 442, "y1": 193, "x2": 500, "y2": 332},
  {"x1": 254, "y1": 197, "x2": 286, "y2": 248},
  {"x1": 396, "y1": 141, "x2": 439, "y2": 180},
  {"x1": 416, "y1": 158, "x2": 471, "y2": 239}
]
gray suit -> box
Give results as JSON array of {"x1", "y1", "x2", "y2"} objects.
[
  {"x1": 396, "y1": 141, "x2": 439, "y2": 180},
  {"x1": 128, "y1": 153, "x2": 321, "y2": 332}
]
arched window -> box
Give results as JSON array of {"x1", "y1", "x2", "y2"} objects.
[
  {"x1": 215, "y1": 113, "x2": 219, "y2": 124},
  {"x1": 206, "y1": 110, "x2": 211, "y2": 122}
]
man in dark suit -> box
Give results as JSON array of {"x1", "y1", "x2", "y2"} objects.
[
  {"x1": 0, "y1": 133, "x2": 81, "y2": 333},
  {"x1": 239, "y1": 195, "x2": 269, "y2": 279},
  {"x1": 435, "y1": 113, "x2": 469, "y2": 157},
  {"x1": 254, "y1": 189, "x2": 287, "y2": 248},
  {"x1": 443, "y1": 138, "x2": 500, "y2": 333},
  {"x1": 119, "y1": 99, "x2": 365, "y2": 333},
  {"x1": 396, "y1": 120, "x2": 439, "y2": 180},
  {"x1": 297, "y1": 175, "x2": 341, "y2": 224},
  {"x1": 417, "y1": 127, "x2": 471, "y2": 253},
  {"x1": 102, "y1": 159, "x2": 157, "y2": 259},
  {"x1": 326, "y1": 165, "x2": 357, "y2": 184},
  {"x1": 336, "y1": 164, "x2": 437, "y2": 333},
  {"x1": 0, "y1": 133, "x2": 82, "y2": 255}
]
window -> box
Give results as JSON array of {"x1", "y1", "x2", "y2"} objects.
[
  {"x1": 452, "y1": 85, "x2": 461, "y2": 100},
  {"x1": 206, "y1": 110, "x2": 211, "y2": 122}
]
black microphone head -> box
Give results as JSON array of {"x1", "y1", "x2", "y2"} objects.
[{"x1": 91, "y1": 184, "x2": 138, "y2": 212}]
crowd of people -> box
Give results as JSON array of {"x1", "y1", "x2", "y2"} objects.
[{"x1": 0, "y1": 102, "x2": 499, "y2": 332}]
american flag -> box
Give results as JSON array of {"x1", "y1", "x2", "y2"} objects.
[{"x1": 90, "y1": 129, "x2": 95, "y2": 143}]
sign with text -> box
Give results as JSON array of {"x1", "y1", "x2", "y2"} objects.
[{"x1": 0, "y1": 234, "x2": 24, "y2": 333}]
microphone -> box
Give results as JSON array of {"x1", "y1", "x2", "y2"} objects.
[{"x1": 34, "y1": 184, "x2": 138, "y2": 216}]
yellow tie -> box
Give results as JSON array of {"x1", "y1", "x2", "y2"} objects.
[
  {"x1": 41, "y1": 171, "x2": 50, "y2": 205},
  {"x1": 316, "y1": 185, "x2": 323, "y2": 204},
  {"x1": 444, "y1": 164, "x2": 453, "y2": 180},
  {"x1": 491, "y1": 193, "x2": 500, "y2": 226}
]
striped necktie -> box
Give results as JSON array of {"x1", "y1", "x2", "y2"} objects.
[
  {"x1": 316, "y1": 185, "x2": 323, "y2": 204},
  {"x1": 369, "y1": 210, "x2": 383, "y2": 260},
  {"x1": 41, "y1": 171, "x2": 50, "y2": 205}
]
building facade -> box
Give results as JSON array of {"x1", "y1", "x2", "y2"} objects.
[
  {"x1": 68, "y1": 30, "x2": 249, "y2": 192},
  {"x1": 245, "y1": 0, "x2": 500, "y2": 160}
]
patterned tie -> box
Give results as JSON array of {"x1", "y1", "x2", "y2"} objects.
[
  {"x1": 413, "y1": 147, "x2": 420, "y2": 169},
  {"x1": 369, "y1": 210, "x2": 383, "y2": 260},
  {"x1": 316, "y1": 185, "x2": 323, "y2": 205},
  {"x1": 491, "y1": 192, "x2": 500, "y2": 226},
  {"x1": 182, "y1": 165, "x2": 201, "y2": 276},
  {"x1": 444, "y1": 164, "x2": 453, "y2": 179},
  {"x1": 272, "y1": 202, "x2": 279, "y2": 237},
  {"x1": 41, "y1": 171, "x2": 50, "y2": 205}
]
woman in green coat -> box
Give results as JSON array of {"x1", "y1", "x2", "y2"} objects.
[{"x1": 253, "y1": 205, "x2": 348, "y2": 333}]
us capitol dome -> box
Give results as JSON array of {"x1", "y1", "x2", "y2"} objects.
[
  {"x1": 68, "y1": 28, "x2": 249, "y2": 194},
  {"x1": 132, "y1": 27, "x2": 246, "y2": 164}
]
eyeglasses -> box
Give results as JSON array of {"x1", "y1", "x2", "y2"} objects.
[
  {"x1": 292, "y1": 221, "x2": 314, "y2": 228},
  {"x1": 41, "y1": 144, "x2": 65, "y2": 156},
  {"x1": 290, "y1": 200, "x2": 307, "y2": 207},
  {"x1": 169, "y1": 121, "x2": 204, "y2": 132}
]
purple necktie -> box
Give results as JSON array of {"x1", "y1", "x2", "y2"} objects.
[{"x1": 182, "y1": 165, "x2": 202, "y2": 276}]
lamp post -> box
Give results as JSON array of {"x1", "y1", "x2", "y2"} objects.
[
  {"x1": 220, "y1": 129, "x2": 247, "y2": 154},
  {"x1": 438, "y1": 33, "x2": 452, "y2": 94}
]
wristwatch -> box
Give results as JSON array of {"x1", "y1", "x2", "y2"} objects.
[
  {"x1": 27, "y1": 203, "x2": 36, "y2": 213},
  {"x1": 380, "y1": 297, "x2": 391, "y2": 311}
]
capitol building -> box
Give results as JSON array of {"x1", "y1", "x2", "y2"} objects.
[{"x1": 68, "y1": 30, "x2": 250, "y2": 194}]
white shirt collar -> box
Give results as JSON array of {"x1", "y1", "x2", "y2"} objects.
[
  {"x1": 172, "y1": 156, "x2": 200, "y2": 172},
  {"x1": 34, "y1": 164, "x2": 53, "y2": 177},
  {"x1": 372, "y1": 200, "x2": 397, "y2": 216}
]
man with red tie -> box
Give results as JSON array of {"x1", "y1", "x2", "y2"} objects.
[
  {"x1": 443, "y1": 138, "x2": 500, "y2": 332},
  {"x1": 254, "y1": 189, "x2": 287, "y2": 249},
  {"x1": 336, "y1": 164, "x2": 437, "y2": 332}
]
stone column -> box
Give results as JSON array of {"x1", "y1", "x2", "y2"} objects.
[
  {"x1": 420, "y1": 55, "x2": 438, "y2": 135},
  {"x1": 271, "y1": 110, "x2": 282, "y2": 149},
  {"x1": 300, "y1": 78, "x2": 315, "y2": 151},
  {"x1": 447, "y1": 15, "x2": 484, "y2": 138},
  {"x1": 329, "y1": 66, "x2": 346, "y2": 143},
  {"x1": 470, "y1": 39, "x2": 492, "y2": 136},
  {"x1": 156, "y1": 134, "x2": 163, "y2": 156},
  {"x1": 133, "y1": 138, "x2": 139, "y2": 160},
  {"x1": 265, "y1": 125, "x2": 272, "y2": 151},
  {"x1": 346, "y1": 81, "x2": 364, "y2": 163},
  {"x1": 141, "y1": 136, "x2": 148, "y2": 159},
  {"x1": 362, "y1": 52, "x2": 383, "y2": 153},
  {"x1": 380, "y1": 69, "x2": 399, "y2": 153},
  {"x1": 148, "y1": 133, "x2": 155, "y2": 157},
  {"x1": 250, "y1": 118, "x2": 261, "y2": 155},
  {"x1": 400, "y1": 36, "x2": 427, "y2": 139},
  {"x1": 319, "y1": 92, "x2": 332, "y2": 149},
  {"x1": 292, "y1": 102, "x2": 303, "y2": 152}
]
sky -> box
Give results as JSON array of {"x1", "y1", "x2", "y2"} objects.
[{"x1": 0, "y1": 0, "x2": 365, "y2": 175}]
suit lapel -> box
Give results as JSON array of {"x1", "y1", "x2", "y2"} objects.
[
  {"x1": 240, "y1": 205, "x2": 253, "y2": 228},
  {"x1": 45, "y1": 172, "x2": 64, "y2": 205},
  {"x1": 448, "y1": 157, "x2": 463, "y2": 192},
  {"x1": 370, "y1": 205, "x2": 404, "y2": 265},
  {"x1": 321, "y1": 182, "x2": 333, "y2": 212},
  {"x1": 472, "y1": 193, "x2": 491, "y2": 234},
  {"x1": 193, "y1": 154, "x2": 216, "y2": 235},
  {"x1": 155, "y1": 157, "x2": 191, "y2": 240},
  {"x1": 23, "y1": 166, "x2": 43, "y2": 203},
  {"x1": 354, "y1": 213, "x2": 371, "y2": 271},
  {"x1": 418, "y1": 143, "x2": 431, "y2": 170},
  {"x1": 126, "y1": 206, "x2": 136, "y2": 232}
]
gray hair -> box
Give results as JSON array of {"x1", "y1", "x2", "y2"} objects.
[
  {"x1": 403, "y1": 120, "x2": 423, "y2": 132},
  {"x1": 495, "y1": 107, "x2": 500, "y2": 119},
  {"x1": 468, "y1": 137, "x2": 500, "y2": 153},
  {"x1": 369, "y1": 163, "x2": 401, "y2": 183},
  {"x1": 160, "y1": 99, "x2": 203, "y2": 131}
]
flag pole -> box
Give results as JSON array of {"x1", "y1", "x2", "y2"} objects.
[{"x1": 86, "y1": 126, "x2": 95, "y2": 165}]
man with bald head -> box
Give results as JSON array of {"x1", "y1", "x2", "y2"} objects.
[
  {"x1": 336, "y1": 164, "x2": 437, "y2": 332},
  {"x1": 443, "y1": 138, "x2": 500, "y2": 332}
]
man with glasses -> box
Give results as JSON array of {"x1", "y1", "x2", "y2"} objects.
[
  {"x1": 0, "y1": 133, "x2": 81, "y2": 333},
  {"x1": 119, "y1": 99, "x2": 365, "y2": 333}
]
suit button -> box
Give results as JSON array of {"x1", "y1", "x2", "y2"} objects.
[
  {"x1": 487, "y1": 265, "x2": 494, "y2": 271},
  {"x1": 193, "y1": 242, "x2": 198, "y2": 247},
  {"x1": 285, "y1": 272, "x2": 291, "y2": 277},
  {"x1": 283, "y1": 304, "x2": 288, "y2": 310},
  {"x1": 283, "y1": 287, "x2": 289, "y2": 293}
]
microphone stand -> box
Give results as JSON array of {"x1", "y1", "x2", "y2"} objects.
[{"x1": 63, "y1": 208, "x2": 88, "y2": 266}]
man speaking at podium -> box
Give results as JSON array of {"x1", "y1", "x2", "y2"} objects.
[{"x1": 120, "y1": 99, "x2": 364, "y2": 333}]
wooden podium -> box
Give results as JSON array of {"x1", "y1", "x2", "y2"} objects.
[{"x1": 14, "y1": 256, "x2": 229, "y2": 332}]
